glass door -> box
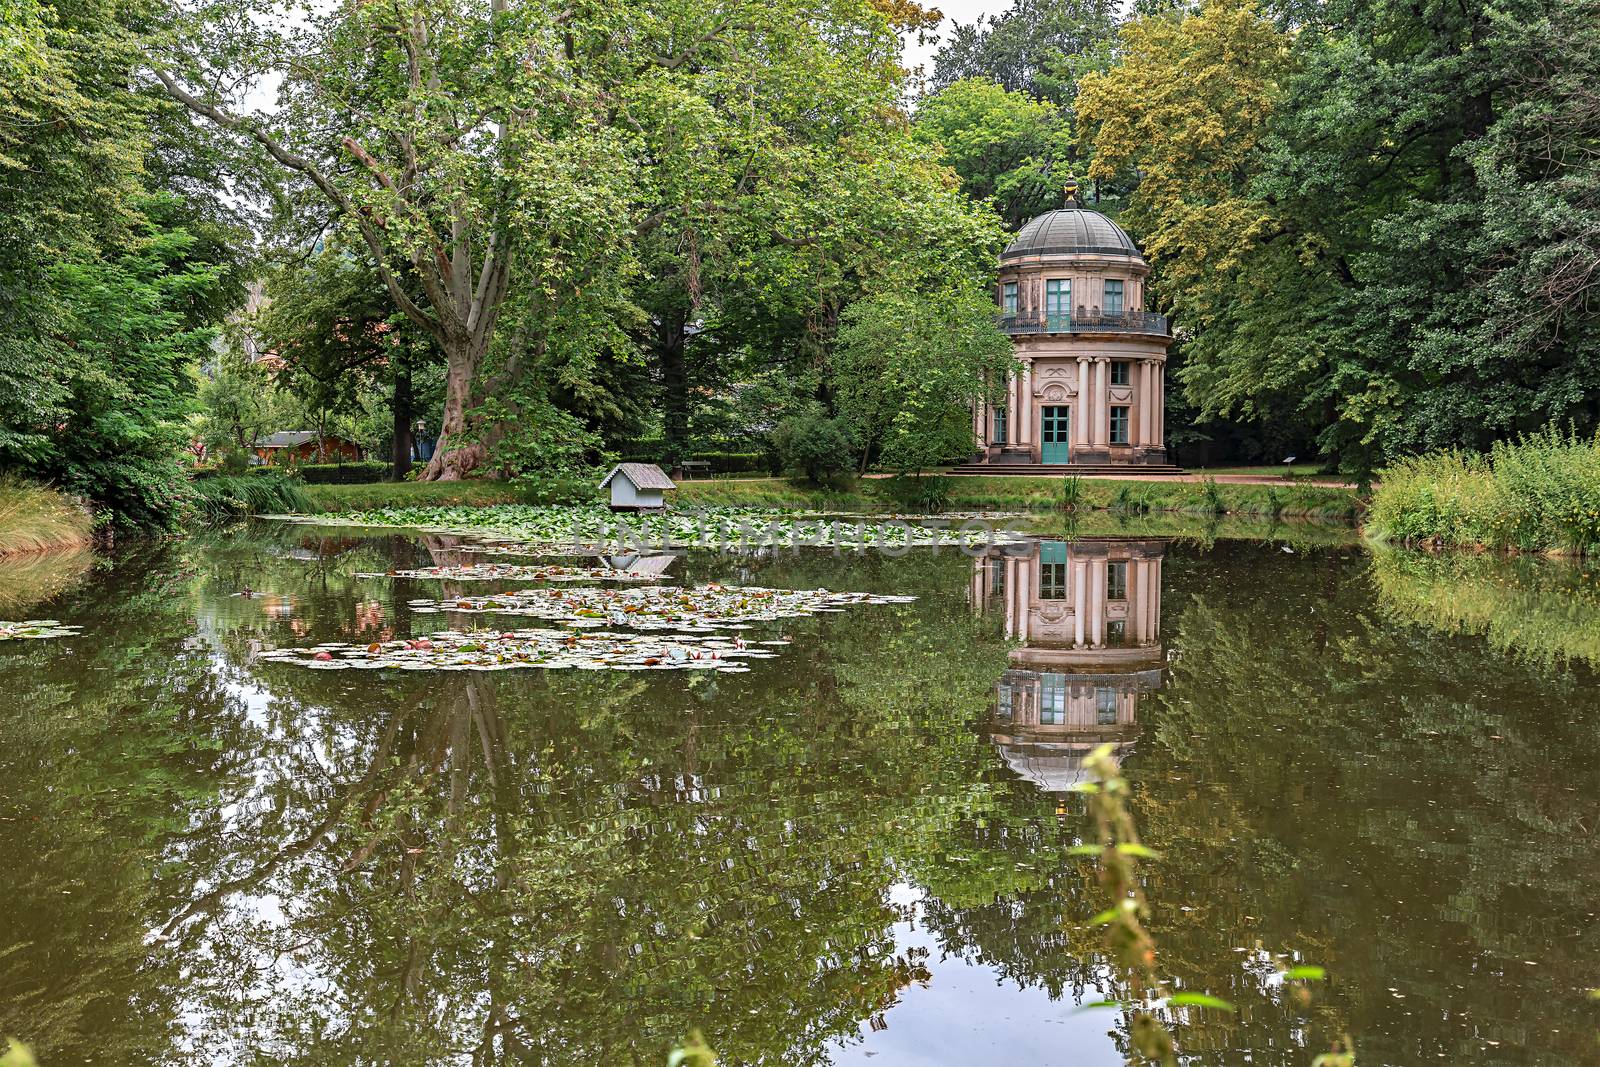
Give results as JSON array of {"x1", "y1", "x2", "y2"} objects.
[
  {"x1": 1041, "y1": 406, "x2": 1071, "y2": 463},
  {"x1": 1045, "y1": 279, "x2": 1071, "y2": 331}
]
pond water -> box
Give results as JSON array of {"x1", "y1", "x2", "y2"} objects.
[{"x1": 2, "y1": 519, "x2": 1598, "y2": 1066}]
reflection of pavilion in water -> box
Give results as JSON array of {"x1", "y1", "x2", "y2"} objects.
[{"x1": 972, "y1": 538, "x2": 1167, "y2": 792}]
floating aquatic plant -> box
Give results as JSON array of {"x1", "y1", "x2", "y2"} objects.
[
  {"x1": 279, "y1": 504, "x2": 1025, "y2": 552},
  {"x1": 0, "y1": 619, "x2": 81, "y2": 641},
  {"x1": 255, "y1": 627, "x2": 788, "y2": 673},
  {"x1": 356, "y1": 563, "x2": 665, "y2": 583},
  {"x1": 405, "y1": 583, "x2": 916, "y2": 632}
]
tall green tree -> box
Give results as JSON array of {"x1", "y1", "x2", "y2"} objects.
[
  {"x1": 930, "y1": 0, "x2": 1119, "y2": 103},
  {"x1": 834, "y1": 277, "x2": 1016, "y2": 472},
  {"x1": 913, "y1": 78, "x2": 1077, "y2": 228},
  {"x1": 1079, "y1": 0, "x2": 1600, "y2": 470}
]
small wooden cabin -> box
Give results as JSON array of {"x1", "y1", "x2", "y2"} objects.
[
  {"x1": 253, "y1": 431, "x2": 363, "y2": 466},
  {"x1": 601, "y1": 463, "x2": 676, "y2": 512}
]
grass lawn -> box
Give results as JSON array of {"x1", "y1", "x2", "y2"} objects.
[{"x1": 1182, "y1": 463, "x2": 1338, "y2": 480}]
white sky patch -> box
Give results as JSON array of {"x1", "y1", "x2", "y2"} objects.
[{"x1": 900, "y1": 0, "x2": 1012, "y2": 85}]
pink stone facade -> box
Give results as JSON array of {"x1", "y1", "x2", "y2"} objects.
[
  {"x1": 972, "y1": 538, "x2": 1167, "y2": 791},
  {"x1": 975, "y1": 207, "x2": 1172, "y2": 467}
]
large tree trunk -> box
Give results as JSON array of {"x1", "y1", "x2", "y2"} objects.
[
  {"x1": 390, "y1": 350, "x2": 414, "y2": 480},
  {"x1": 658, "y1": 311, "x2": 690, "y2": 460},
  {"x1": 423, "y1": 339, "x2": 488, "y2": 481}
]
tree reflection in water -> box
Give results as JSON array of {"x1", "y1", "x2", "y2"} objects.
[{"x1": 1, "y1": 528, "x2": 1598, "y2": 1065}]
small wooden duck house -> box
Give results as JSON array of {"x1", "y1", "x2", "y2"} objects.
[{"x1": 601, "y1": 463, "x2": 677, "y2": 512}]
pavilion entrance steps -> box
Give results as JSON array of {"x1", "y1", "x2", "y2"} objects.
[{"x1": 946, "y1": 463, "x2": 1188, "y2": 478}]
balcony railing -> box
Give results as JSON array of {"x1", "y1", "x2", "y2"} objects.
[{"x1": 997, "y1": 308, "x2": 1170, "y2": 337}]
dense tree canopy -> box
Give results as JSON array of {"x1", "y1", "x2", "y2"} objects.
[
  {"x1": 5, "y1": 0, "x2": 1599, "y2": 517},
  {"x1": 1073, "y1": 0, "x2": 1600, "y2": 471}
]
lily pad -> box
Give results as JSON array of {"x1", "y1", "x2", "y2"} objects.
[{"x1": 0, "y1": 619, "x2": 81, "y2": 641}]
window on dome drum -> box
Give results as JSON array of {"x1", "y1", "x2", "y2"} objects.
[
  {"x1": 1041, "y1": 673, "x2": 1067, "y2": 725},
  {"x1": 1095, "y1": 687, "x2": 1117, "y2": 724},
  {"x1": 993, "y1": 405, "x2": 1007, "y2": 445},
  {"x1": 1110, "y1": 361, "x2": 1129, "y2": 386},
  {"x1": 1104, "y1": 279, "x2": 1124, "y2": 316},
  {"x1": 1045, "y1": 279, "x2": 1070, "y2": 329},
  {"x1": 1110, "y1": 405, "x2": 1130, "y2": 445},
  {"x1": 1107, "y1": 561, "x2": 1128, "y2": 600},
  {"x1": 1002, "y1": 282, "x2": 1018, "y2": 316},
  {"x1": 1106, "y1": 619, "x2": 1127, "y2": 645}
]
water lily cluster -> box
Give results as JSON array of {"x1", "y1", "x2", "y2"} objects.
[
  {"x1": 256, "y1": 628, "x2": 787, "y2": 673},
  {"x1": 406, "y1": 584, "x2": 917, "y2": 632},
  {"x1": 282, "y1": 504, "x2": 1023, "y2": 553},
  {"x1": 357, "y1": 562, "x2": 665, "y2": 583},
  {"x1": 0, "y1": 619, "x2": 81, "y2": 640}
]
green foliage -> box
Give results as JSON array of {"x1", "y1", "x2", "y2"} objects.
[
  {"x1": 1110, "y1": 483, "x2": 1151, "y2": 514},
  {"x1": 913, "y1": 79, "x2": 1078, "y2": 228},
  {"x1": 1079, "y1": 0, "x2": 1600, "y2": 466},
  {"x1": 474, "y1": 392, "x2": 610, "y2": 505},
  {"x1": 192, "y1": 470, "x2": 313, "y2": 520},
  {"x1": 1057, "y1": 474, "x2": 1084, "y2": 512},
  {"x1": 834, "y1": 278, "x2": 1016, "y2": 475},
  {"x1": 40, "y1": 196, "x2": 237, "y2": 528},
  {"x1": 294, "y1": 462, "x2": 390, "y2": 485},
  {"x1": 930, "y1": 0, "x2": 1120, "y2": 105},
  {"x1": 0, "y1": 479, "x2": 92, "y2": 556},
  {"x1": 772, "y1": 411, "x2": 858, "y2": 486},
  {"x1": 880, "y1": 474, "x2": 953, "y2": 512},
  {"x1": 1368, "y1": 427, "x2": 1600, "y2": 552}
]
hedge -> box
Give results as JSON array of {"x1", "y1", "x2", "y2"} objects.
[{"x1": 294, "y1": 461, "x2": 390, "y2": 484}]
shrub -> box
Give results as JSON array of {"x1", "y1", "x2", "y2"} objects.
[
  {"x1": 1369, "y1": 428, "x2": 1600, "y2": 552},
  {"x1": 1367, "y1": 450, "x2": 1500, "y2": 546},
  {"x1": 772, "y1": 412, "x2": 856, "y2": 486},
  {"x1": 692, "y1": 451, "x2": 766, "y2": 475},
  {"x1": 1489, "y1": 426, "x2": 1600, "y2": 551},
  {"x1": 0, "y1": 479, "x2": 93, "y2": 555},
  {"x1": 296, "y1": 461, "x2": 390, "y2": 484},
  {"x1": 881, "y1": 474, "x2": 952, "y2": 512},
  {"x1": 193, "y1": 470, "x2": 313, "y2": 519},
  {"x1": 1060, "y1": 475, "x2": 1084, "y2": 512}
]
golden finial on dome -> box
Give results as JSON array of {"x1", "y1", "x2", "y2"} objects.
[{"x1": 1062, "y1": 175, "x2": 1082, "y2": 207}]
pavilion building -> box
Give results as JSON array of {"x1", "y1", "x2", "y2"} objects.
[{"x1": 956, "y1": 198, "x2": 1178, "y2": 473}]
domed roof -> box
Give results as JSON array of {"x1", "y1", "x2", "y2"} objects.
[{"x1": 1001, "y1": 207, "x2": 1144, "y2": 262}]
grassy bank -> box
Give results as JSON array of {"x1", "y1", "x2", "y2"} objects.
[
  {"x1": 0, "y1": 480, "x2": 93, "y2": 556},
  {"x1": 299, "y1": 479, "x2": 523, "y2": 512},
  {"x1": 1366, "y1": 429, "x2": 1600, "y2": 554},
  {"x1": 933, "y1": 475, "x2": 1359, "y2": 519},
  {"x1": 289, "y1": 474, "x2": 1361, "y2": 521}
]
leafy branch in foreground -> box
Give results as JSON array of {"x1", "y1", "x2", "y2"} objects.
[{"x1": 1074, "y1": 743, "x2": 1355, "y2": 1066}]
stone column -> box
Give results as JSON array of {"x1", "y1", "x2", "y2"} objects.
[
  {"x1": 1019, "y1": 359, "x2": 1033, "y2": 449},
  {"x1": 1017, "y1": 558, "x2": 1032, "y2": 642},
  {"x1": 1004, "y1": 556, "x2": 1017, "y2": 639},
  {"x1": 1072, "y1": 555, "x2": 1087, "y2": 648},
  {"x1": 1089, "y1": 558, "x2": 1107, "y2": 647},
  {"x1": 1074, "y1": 357, "x2": 1091, "y2": 446},
  {"x1": 1141, "y1": 360, "x2": 1156, "y2": 447},
  {"x1": 1093, "y1": 358, "x2": 1109, "y2": 447}
]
